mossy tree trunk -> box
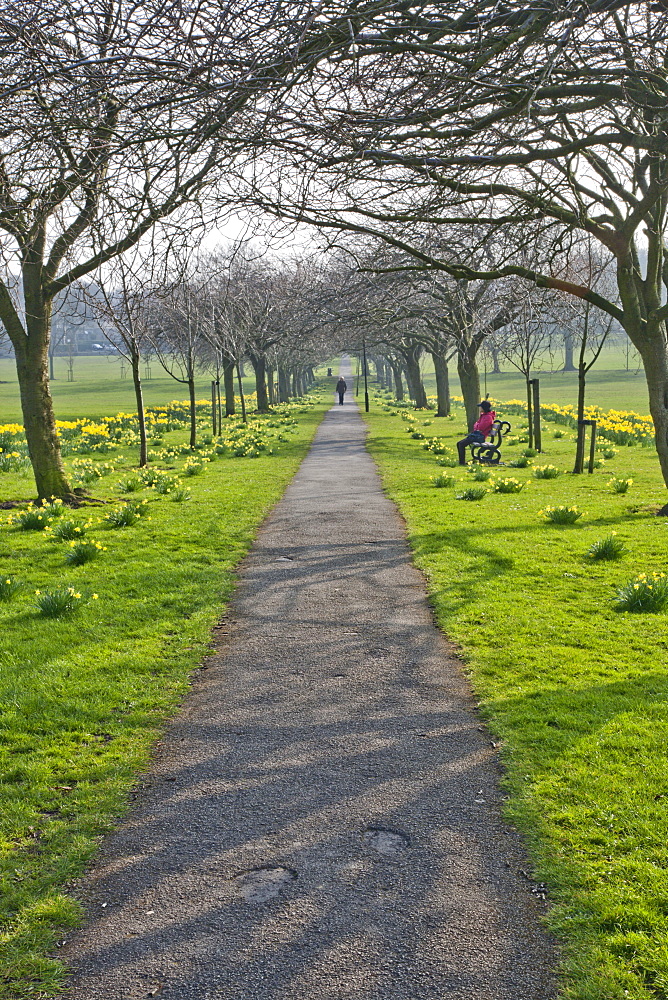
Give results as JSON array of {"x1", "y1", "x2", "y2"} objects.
[
  {"x1": 4, "y1": 261, "x2": 75, "y2": 501},
  {"x1": 431, "y1": 350, "x2": 451, "y2": 417},
  {"x1": 388, "y1": 360, "x2": 404, "y2": 400},
  {"x1": 249, "y1": 351, "x2": 270, "y2": 412},
  {"x1": 400, "y1": 344, "x2": 428, "y2": 408}
]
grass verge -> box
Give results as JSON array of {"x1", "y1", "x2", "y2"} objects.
[
  {"x1": 363, "y1": 394, "x2": 668, "y2": 1000},
  {"x1": 0, "y1": 387, "x2": 331, "y2": 998}
]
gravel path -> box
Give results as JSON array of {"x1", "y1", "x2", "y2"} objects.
[{"x1": 62, "y1": 364, "x2": 557, "y2": 1000}]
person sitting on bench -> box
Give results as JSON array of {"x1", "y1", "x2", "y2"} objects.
[{"x1": 457, "y1": 400, "x2": 496, "y2": 465}]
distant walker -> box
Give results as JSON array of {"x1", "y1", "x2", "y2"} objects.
[{"x1": 336, "y1": 376, "x2": 347, "y2": 406}]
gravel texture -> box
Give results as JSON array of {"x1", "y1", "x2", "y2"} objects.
[{"x1": 62, "y1": 364, "x2": 557, "y2": 1000}]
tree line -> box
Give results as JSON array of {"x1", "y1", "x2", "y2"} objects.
[{"x1": 1, "y1": 2, "x2": 667, "y2": 496}]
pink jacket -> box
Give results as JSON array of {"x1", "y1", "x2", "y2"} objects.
[{"x1": 473, "y1": 410, "x2": 496, "y2": 437}]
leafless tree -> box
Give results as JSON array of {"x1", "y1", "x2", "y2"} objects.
[
  {"x1": 0, "y1": 0, "x2": 368, "y2": 499},
  {"x1": 149, "y1": 268, "x2": 212, "y2": 448},
  {"x1": 80, "y1": 252, "x2": 162, "y2": 466},
  {"x1": 236, "y1": 3, "x2": 668, "y2": 492}
]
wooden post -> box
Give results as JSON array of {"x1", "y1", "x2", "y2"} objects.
[
  {"x1": 577, "y1": 419, "x2": 597, "y2": 474},
  {"x1": 575, "y1": 421, "x2": 585, "y2": 474},
  {"x1": 588, "y1": 420, "x2": 597, "y2": 474},
  {"x1": 211, "y1": 381, "x2": 217, "y2": 436},
  {"x1": 530, "y1": 378, "x2": 542, "y2": 452}
]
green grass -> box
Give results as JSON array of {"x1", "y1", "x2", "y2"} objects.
[
  {"x1": 0, "y1": 355, "x2": 261, "y2": 423},
  {"x1": 397, "y1": 345, "x2": 653, "y2": 414},
  {"x1": 363, "y1": 396, "x2": 668, "y2": 1000},
  {"x1": 0, "y1": 385, "x2": 331, "y2": 997}
]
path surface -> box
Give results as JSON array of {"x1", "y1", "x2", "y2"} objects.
[{"x1": 63, "y1": 366, "x2": 556, "y2": 1000}]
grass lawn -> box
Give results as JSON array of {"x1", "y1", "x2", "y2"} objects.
[
  {"x1": 363, "y1": 394, "x2": 668, "y2": 1000},
  {"x1": 0, "y1": 355, "x2": 261, "y2": 423},
  {"x1": 397, "y1": 343, "x2": 653, "y2": 415},
  {"x1": 0, "y1": 382, "x2": 333, "y2": 997}
]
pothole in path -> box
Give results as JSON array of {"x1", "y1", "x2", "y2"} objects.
[
  {"x1": 363, "y1": 827, "x2": 410, "y2": 855},
  {"x1": 235, "y1": 865, "x2": 297, "y2": 903}
]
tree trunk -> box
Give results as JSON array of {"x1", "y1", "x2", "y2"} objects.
[
  {"x1": 457, "y1": 342, "x2": 482, "y2": 431},
  {"x1": 490, "y1": 347, "x2": 501, "y2": 375},
  {"x1": 388, "y1": 360, "x2": 403, "y2": 400},
  {"x1": 638, "y1": 340, "x2": 668, "y2": 492},
  {"x1": 431, "y1": 350, "x2": 451, "y2": 417},
  {"x1": 278, "y1": 366, "x2": 289, "y2": 403},
  {"x1": 563, "y1": 330, "x2": 576, "y2": 372},
  {"x1": 131, "y1": 349, "x2": 148, "y2": 467},
  {"x1": 267, "y1": 366, "x2": 275, "y2": 405},
  {"x1": 49, "y1": 347, "x2": 56, "y2": 380},
  {"x1": 11, "y1": 283, "x2": 74, "y2": 500},
  {"x1": 237, "y1": 361, "x2": 247, "y2": 423},
  {"x1": 223, "y1": 359, "x2": 236, "y2": 416},
  {"x1": 402, "y1": 346, "x2": 428, "y2": 408},
  {"x1": 188, "y1": 375, "x2": 197, "y2": 448},
  {"x1": 250, "y1": 352, "x2": 270, "y2": 412},
  {"x1": 15, "y1": 336, "x2": 74, "y2": 500}
]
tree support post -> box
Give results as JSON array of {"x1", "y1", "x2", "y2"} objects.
[
  {"x1": 530, "y1": 378, "x2": 542, "y2": 452},
  {"x1": 576, "y1": 419, "x2": 597, "y2": 474},
  {"x1": 211, "y1": 381, "x2": 218, "y2": 436}
]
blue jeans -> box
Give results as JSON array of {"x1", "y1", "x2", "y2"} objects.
[{"x1": 457, "y1": 431, "x2": 484, "y2": 464}]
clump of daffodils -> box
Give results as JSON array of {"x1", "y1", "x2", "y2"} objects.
[
  {"x1": 494, "y1": 477, "x2": 525, "y2": 494},
  {"x1": 539, "y1": 505, "x2": 583, "y2": 525},
  {"x1": 533, "y1": 464, "x2": 561, "y2": 480},
  {"x1": 609, "y1": 477, "x2": 633, "y2": 494},
  {"x1": 615, "y1": 572, "x2": 668, "y2": 613},
  {"x1": 35, "y1": 585, "x2": 97, "y2": 617}
]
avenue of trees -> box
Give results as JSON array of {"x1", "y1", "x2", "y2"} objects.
[{"x1": 2, "y1": 2, "x2": 668, "y2": 496}]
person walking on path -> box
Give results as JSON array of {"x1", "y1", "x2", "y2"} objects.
[
  {"x1": 336, "y1": 375, "x2": 347, "y2": 405},
  {"x1": 457, "y1": 399, "x2": 496, "y2": 464}
]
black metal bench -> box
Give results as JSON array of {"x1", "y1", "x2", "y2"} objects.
[{"x1": 470, "y1": 420, "x2": 512, "y2": 465}]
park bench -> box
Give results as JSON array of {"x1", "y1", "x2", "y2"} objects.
[{"x1": 470, "y1": 419, "x2": 512, "y2": 465}]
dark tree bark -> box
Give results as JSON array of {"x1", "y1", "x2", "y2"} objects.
[
  {"x1": 14, "y1": 303, "x2": 73, "y2": 500},
  {"x1": 431, "y1": 350, "x2": 451, "y2": 417},
  {"x1": 388, "y1": 360, "x2": 404, "y2": 400},
  {"x1": 188, "y1": 372, "x2": 197, "y2": 448},
  {"x1": 223, "y1": 359, "x2": 236, "y2": 416},
  {"x1": 249, "y1": 351, "x2": 270, "y2": 412},
  {"x1": 278, "y1": 366, "x2": 290, "y2": 402},
  {"x1": 457, "y1": 342, "x2": 482, "y2": 432},
  {"x1": 400, "y1": 344, "x2": 428, "y2": 408},
  {"x1": 130, "y1": 347, "x2": 148, "y2": 468}
]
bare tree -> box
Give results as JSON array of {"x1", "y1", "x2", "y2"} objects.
[
  {"x1": 149, "y1": 271, "x2": 212, "y2": 448},
  {"x1": 491, "y1": 289, "x2": 562, "y2": 451},
  {"x1": 81, "y1": 254, "x2": 159, "y2": 466},
  {"x1": 236, "y1": 3, "x2": 668, "y2": 492},
  {"x1": 0, "y1": 0, "x2": 367, "y2": 499}
]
